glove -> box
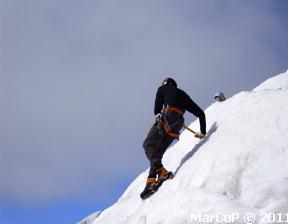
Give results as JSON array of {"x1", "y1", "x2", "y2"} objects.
[{"x1": 194, "y1": 132, "x2": 205, "y2": 139}]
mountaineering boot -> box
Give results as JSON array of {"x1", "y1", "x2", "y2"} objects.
[
  {"x1": 140, "y1": 170, "x2": 174, "y2": 200},
  {"x1": 140, "y1": 178, "x2": 156, "y2": 199},
  {"x1": 152, "y1": 167, "x2": 174, "y2": 191},
  {"x1": 156, "y1": 167, "x2": 174, "y2": 182}
]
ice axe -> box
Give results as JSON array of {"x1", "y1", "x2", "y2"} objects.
[
  {"x1": 182, "y1": 124, "x2": 196, "y2": 134},
  {"x1": 183, "y1": 124, "x2": 205, "y2": 139}
]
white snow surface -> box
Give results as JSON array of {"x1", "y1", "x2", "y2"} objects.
[
  {"x1": 89, "y1": 71, "x2": 288, "y2": 224},
  {"x1": 253, "y1": 71, "x2": 288, "y2": 91},
  {"x1": 77, "y1": 211, "x2": 101, "y2": 224}
]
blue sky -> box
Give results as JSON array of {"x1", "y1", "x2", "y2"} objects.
[
  {"x1": 1, "y1": 177, "x2": 131, "y2": 223},
  {"x1": 1, "y1": 0, "x2": 288, "y2": 223}
]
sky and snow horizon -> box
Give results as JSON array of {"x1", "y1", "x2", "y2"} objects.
[
  {"x1": 90, "y1": 72, "x2": 288, "y2": 224},
  {"x1": 1, "y1": 0, "x2": 288, "y2": 223}
]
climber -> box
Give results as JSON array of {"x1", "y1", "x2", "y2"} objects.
[
  {"x1": 214, "y1": 91, "x2": 226, "y2": 102},
  {"x1": 140, "y1": 77, "x2": 206, "y2": 199}
]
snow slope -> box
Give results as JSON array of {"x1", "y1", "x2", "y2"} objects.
[
  {"x1": 77, "y1": 211, "x2": 101, "y2": 224},
  {"x1": 88, "y1": 71, "x2": 288, "y2": 224}
]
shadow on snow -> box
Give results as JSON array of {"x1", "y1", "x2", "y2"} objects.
[{"x1": 174, "y1": 122, "x2": 218, "y2": 176}]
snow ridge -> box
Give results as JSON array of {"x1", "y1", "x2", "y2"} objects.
[
  {"x1": 77, "y1": 211, "x2": 101, "y2": 224},
  {"x1": 88, "y1": 71, "x2": 288, "y2": 224}
]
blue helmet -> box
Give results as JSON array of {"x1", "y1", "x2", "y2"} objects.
[{"x1": 214, "y1": 91, "x2": 225, "y2": 101}]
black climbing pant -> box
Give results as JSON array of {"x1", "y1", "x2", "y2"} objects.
[{"x1": 143, "y1": 112, "x2": 184, "y2": 178}]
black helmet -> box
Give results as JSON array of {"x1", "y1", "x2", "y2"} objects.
[{"x1": 162, "y1": 77, "x2": 177, "y2": 87}]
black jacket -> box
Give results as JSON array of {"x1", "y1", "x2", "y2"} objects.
[{"x1": 154, "y1": 85, "x2": 206, "y2": 135}]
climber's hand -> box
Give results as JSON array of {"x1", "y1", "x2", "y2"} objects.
[{"x1": 194, "y1": 132, "x2": 205, "y2": 139}]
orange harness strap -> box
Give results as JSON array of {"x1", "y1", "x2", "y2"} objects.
[
  {"x1": 163, "y1": 107, "x2": 184, "y2": 116},
  {"x1": 162, "y1": 106, "x2": 183, "y2": 139},
  {"x1": 162, "y1": 121, "x2": 179, "y2": 139}
]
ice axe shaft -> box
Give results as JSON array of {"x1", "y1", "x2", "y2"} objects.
[{"x1": 183, "y1": 124, "x2": 196, "y2": 134}]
